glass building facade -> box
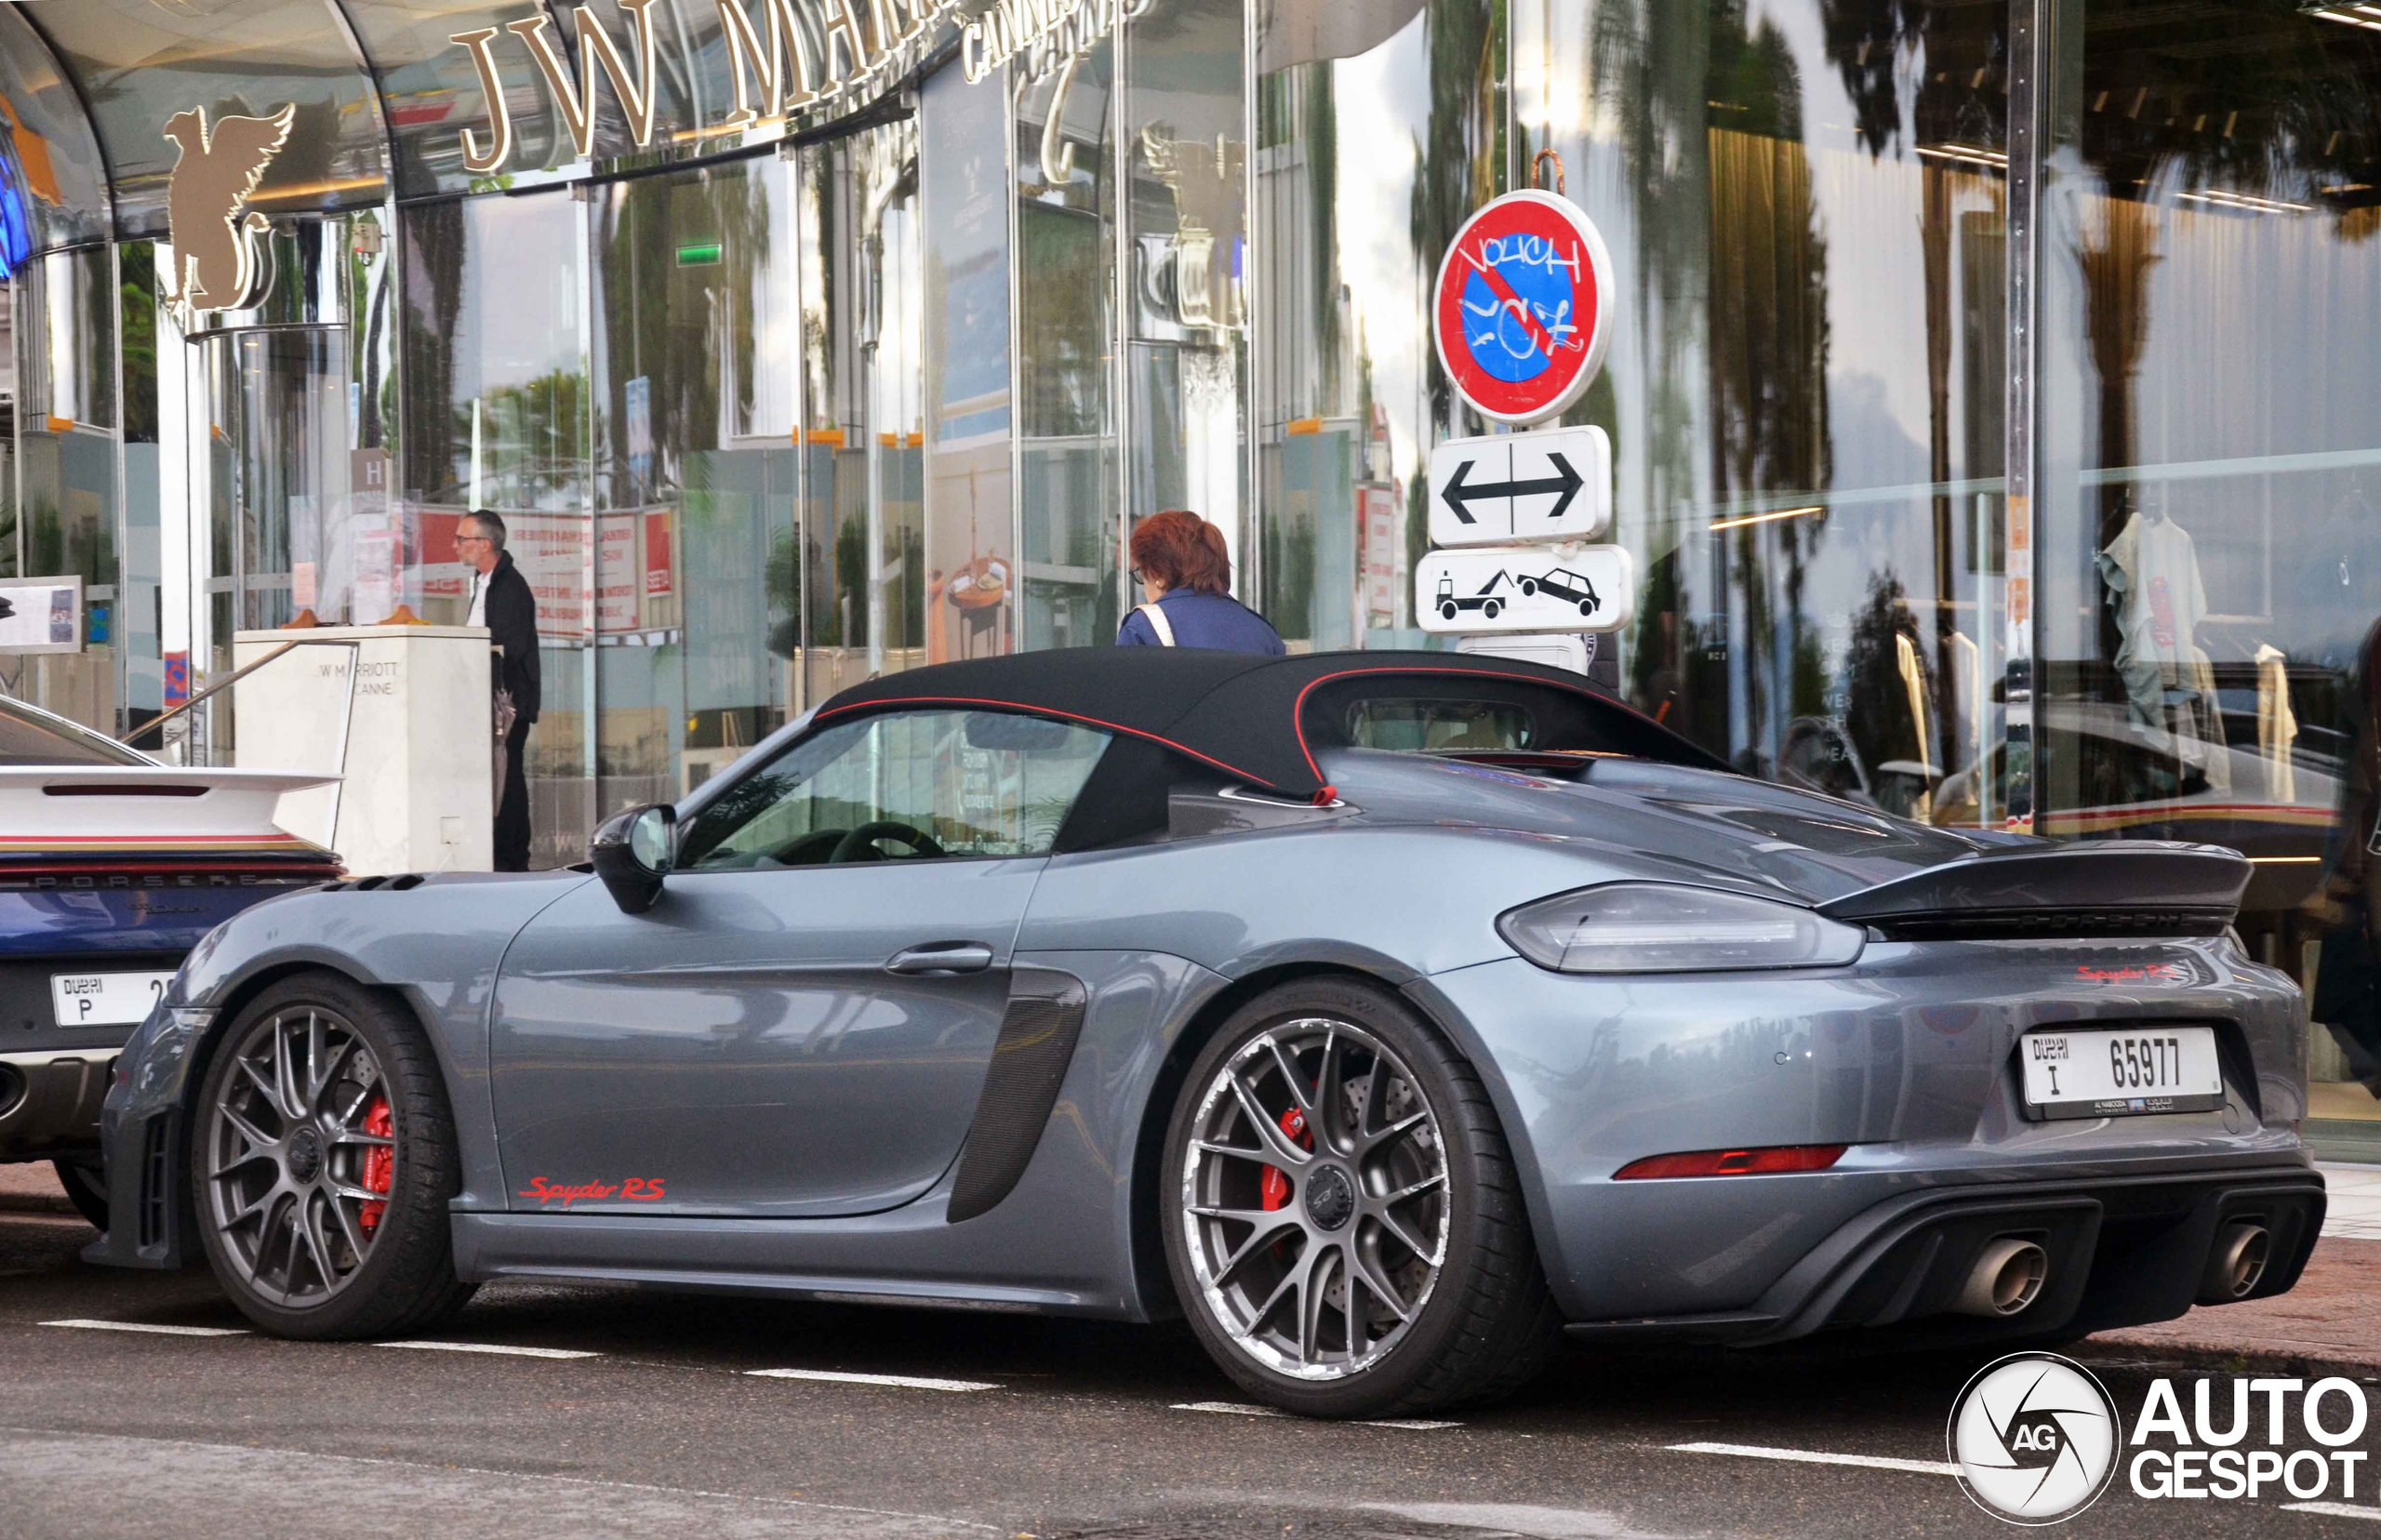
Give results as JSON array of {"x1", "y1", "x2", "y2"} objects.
[{"x1": 0, "y1": 0, "x2": 2375, "y2": 1154}]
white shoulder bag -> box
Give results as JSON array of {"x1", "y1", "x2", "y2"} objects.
[{"x1": 1135, "y1": 602, "x2": 1177, "y2": 646}]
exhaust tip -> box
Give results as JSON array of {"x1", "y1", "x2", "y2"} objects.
[
  {"x1": 2198, "y1": 1223, "x2": 2271, "y2": 1303},
  {"x1": 1953, "y1": 1237, "x2": 2049, "y2": 1318},
  {"x1": 0, "y1": 1063, "x2": 24, "y2": 1121}
]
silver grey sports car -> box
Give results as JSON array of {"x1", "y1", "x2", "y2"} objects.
[{"x1": 88, "y1": 649, "x2": 2324, "y2": 1417}]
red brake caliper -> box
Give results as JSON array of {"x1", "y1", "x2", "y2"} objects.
[
  {"x1": 358, "y1": 1095, "x2": 392, "y2": 1235},
  {"x1": 1259, "y1": 1106, "x2": 1312, "y2": 1210}
]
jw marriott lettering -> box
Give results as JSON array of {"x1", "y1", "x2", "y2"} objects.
[{"x1": 447, "y1": 0, "x2": 964, "y2": 174}]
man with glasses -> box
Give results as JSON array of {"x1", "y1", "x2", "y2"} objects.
[{"x1": 456, "y1": 512, "x2": 540, "y2": 870}]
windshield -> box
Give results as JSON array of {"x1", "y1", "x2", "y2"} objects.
[{"x1": 0, "y1": 697, "x2": 149, "y2": 767}]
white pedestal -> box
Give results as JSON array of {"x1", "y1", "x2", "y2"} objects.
[{"x1": 233, "y1": 625, "x2": 495, "y2": 875}]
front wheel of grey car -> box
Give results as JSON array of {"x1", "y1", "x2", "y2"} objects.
[
  {"x1": 1162, "y1": 977, "x2": 1561, "y2": 1418},
  {"x1": 192, "y1": 973, "x2": 475, "y2": 1339}
]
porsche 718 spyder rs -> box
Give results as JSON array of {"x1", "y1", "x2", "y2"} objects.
[{"x1": 89, "y1": 650, "x2": 2323, "y2": 1417}]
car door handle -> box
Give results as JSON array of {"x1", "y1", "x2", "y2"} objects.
[{"x1": 884, "y1": 942, "x2": 996, "y2": 976}]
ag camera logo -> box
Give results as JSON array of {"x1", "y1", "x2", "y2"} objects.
[{"x1": 1949, "y1": 1353, "x2": 2122, "y2": 1524}]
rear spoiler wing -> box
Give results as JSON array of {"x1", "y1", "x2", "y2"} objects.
[{"x1": 1815, "y1": 841, "x2": 2250, "y2": 941}]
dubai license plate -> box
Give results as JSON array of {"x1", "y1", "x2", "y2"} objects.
[
  {"x1": 49, "y1": 971, "x2": 175, "y2": 1029},
  {"x1": 2019, "y1": 1026, "x2": 2226, "y2": 1120}
]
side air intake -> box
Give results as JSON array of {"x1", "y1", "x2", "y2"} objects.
[{"x1": 946, "y1": 970, "x2": 1089, "y2": 1224}]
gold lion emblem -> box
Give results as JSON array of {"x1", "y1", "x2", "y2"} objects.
[{"x1": 163, "y1": 104, "x2": 295, "y2": 313}]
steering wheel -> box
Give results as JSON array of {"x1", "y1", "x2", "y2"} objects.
[
  {"x1": 831, "y1": 820, "x2": 946, "y2": 863},
  {"x1": 760, "y1": 828, "x2": 849, "y2": 868}
]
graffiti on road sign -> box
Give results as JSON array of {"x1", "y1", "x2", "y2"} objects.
[{"x1": 1432, "y1": 192, "x2": 1616, "y2": 425}]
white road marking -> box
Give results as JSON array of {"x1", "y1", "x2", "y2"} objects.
[
  {"x1": 746, "y1": 1368, "x2": 998, "y2": 1392},
  {"x1": 377, "y1": 1340, "x2": 601, "y2": 1360},
  {"x1": 1170, "y1": 1401, "x2": 1458, "y2": 1429},
  {"x1": 1669, "y1": 1440, "x2": 1958, "y2": 1478},
  {"x1": 1174, "y1": 1401, "x2": 1284, "y2": 1416},
  {"x1": 1363, "y1": 1418, "x2": 1464, "y2": 1430},
  {"x1": 42, "y1": 1320, "x2": 248, "y2": 1337},
  {"x1": 2284, "y1": 1503, "x2": 2381, "y2": 1521}
]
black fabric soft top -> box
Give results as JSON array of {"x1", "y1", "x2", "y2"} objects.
[{"x1": 812, "y1": 648, "x2": 1728, "y2": 800}]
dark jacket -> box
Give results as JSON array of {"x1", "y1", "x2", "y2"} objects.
[
  {"x1": 1116, "y1": 591, "x2": 1286, "y2": 655},
  {"x1": 482, "y1": 551, "x2": 540, "y2": 724}
]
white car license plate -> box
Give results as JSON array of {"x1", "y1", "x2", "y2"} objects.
[
  {"x1": 49, "y1": 971, "x2": 175, "y2": 1029},
  {"x1": 2020, "y1": 1026, "x2": 2226, "y2": 1120}
]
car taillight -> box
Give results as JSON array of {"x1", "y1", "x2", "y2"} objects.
[{"x1": 1612, "y1": 1144, "x2": 1848, "y2": 1179}]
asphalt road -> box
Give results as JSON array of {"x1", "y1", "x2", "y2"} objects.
[{"x1": 3, "y1": 1207, "x2": 2377, "y2": 1540}]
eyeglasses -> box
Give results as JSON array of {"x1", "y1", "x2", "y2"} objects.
[{"x1": 455, "y1": 535, "x2": 492, "y2": 547}]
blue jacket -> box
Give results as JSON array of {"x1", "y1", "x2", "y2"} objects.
[{"x1": 1116, "y1": 591, "x2": 1287, "y2": 655}]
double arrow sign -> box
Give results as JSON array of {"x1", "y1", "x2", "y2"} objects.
[
  {"x1": 1427, "y1": 426, "x2": 1611, "y2": 549},
  {"x1": 1442, "y1": 453, "x2": 1586, "y2": 524}
]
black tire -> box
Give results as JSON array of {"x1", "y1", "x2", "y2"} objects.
[
  {"x1": 1439, "y1": 601, "x2": 1458, "y2": 620},
  {"x1": 1160, "y1": 976, "x2": 1560, "y2": 1418},
  {"x1": 1482, "y1": 599, "x2": 1503, "y2": 619},
  {"x1": 191, "y1": 973, "x2": 475, "y2": 1339},
  {"x1": 51, "y1": 1155, "x2": 111, "y2": 1229},
  {"x1": 1518, "y1": 578, "x2": 1538, "y2": 597}
]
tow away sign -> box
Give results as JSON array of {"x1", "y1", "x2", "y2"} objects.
[
  {"x1": 1428, "y1": 427, "x2": 1610, "y2": 548},
  {"x1": 1416, "y1": 544, "x2": 1634, "y2": 635}
]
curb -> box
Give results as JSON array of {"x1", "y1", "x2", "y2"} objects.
[
  {"x1": 2081, "y1": 1335, "x2": 2381, "y2": 1385},
  {"x1": 0, "y1": 1194, "x2": 83, "y2": 1218}
]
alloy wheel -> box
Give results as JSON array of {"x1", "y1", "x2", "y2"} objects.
[
  {"x1": 1177, "y1": 1016, "x2": 1450, "y2": 1381},
  {"x1": 203, "y1": 1005, "x2": 396, "y2": 1308}
]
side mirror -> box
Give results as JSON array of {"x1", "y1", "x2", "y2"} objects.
[{"x1": 591, "y1": 803, "x2": 673, "y2": 914}]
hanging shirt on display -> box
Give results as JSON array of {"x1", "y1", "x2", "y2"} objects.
[{"x1": 2095, "y1": 509, "x2": 2230, "y2": 793}]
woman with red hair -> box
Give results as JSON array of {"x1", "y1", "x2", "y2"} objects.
[{"x1": 1117, "y1": 510, "x2": 1285, "y2": 655}]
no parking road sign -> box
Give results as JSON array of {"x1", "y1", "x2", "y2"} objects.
[{"x1": 1432, "y1": 189, "x2": 1616, "y2": 426}]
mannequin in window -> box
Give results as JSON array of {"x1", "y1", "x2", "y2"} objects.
[{"x1": 2095, "y1": 487, "x2": 2229, "y2": 795}]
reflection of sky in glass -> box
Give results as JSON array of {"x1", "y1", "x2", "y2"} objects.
[
  {"x1": 1328, "y1": 19, "x2": 1427, "y2": 488},
  {"x1": 1753, "y1": 0, "x2": 1938, "y2": 462},
  {"x1": 448, "y1": 195, "x2": 582, "y2": 400}
]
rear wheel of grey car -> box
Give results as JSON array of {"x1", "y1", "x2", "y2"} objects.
[
  {"x1": 1161, "y1": 977, "x2": 1560, "y2": 1418},
  {"x1": 193, "y1": 974, "x2": 474, "y2": 1338}
]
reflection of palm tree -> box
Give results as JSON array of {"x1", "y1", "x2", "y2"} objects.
[
  {"x1": 1590, "y1": 0, "x2": 1711, "y2": 548},
  {"x1": 404, "y1": 201, "x2": 467, "y2": 498},
  {"x1": 2078, "y1": 198, "x2": 2158, "y2": 546},
  {"x1": 1408, "y1": 1, "x2": 1501, "y2": 433},
  {"x1": 1818, "y1": 0, "x2": 2004, "y2": 790},
  {"x1": 1706, "y1": 0, "x2": 1829, "y2": 763}
]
